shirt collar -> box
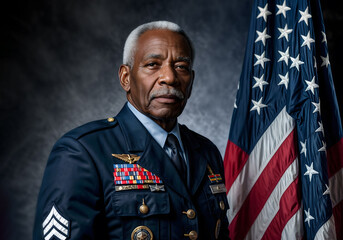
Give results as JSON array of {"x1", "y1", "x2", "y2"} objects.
[{"x1": 126, "y1": 102, "x2": 184, "y2": 152}]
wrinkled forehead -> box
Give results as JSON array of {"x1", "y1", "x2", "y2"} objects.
[{"x1": 135, "y1": 29, "x2": 193, "y2": 61}]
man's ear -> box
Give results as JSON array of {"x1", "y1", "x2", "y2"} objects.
[{"x1": 119, "y1": 64, "x2": 131, "y2": 92}]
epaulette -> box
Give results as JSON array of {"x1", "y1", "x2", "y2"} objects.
[{"x1": 63, "y1": 117, "x2": 118, "y2": 140}]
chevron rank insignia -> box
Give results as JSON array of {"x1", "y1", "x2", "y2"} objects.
[
  {"x1": 42, "y1": 205, "x2": 69, "y2": 240},
  {"x1": 112, "y1": 153, "x2": 140, "y2": 164}
]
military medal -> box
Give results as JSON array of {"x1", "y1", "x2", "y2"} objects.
[
  {"x1": 131, "y1": 226, "x2": 153, "y2": 240},
  {"x1": 207, "y1": 165, "x2": 226, "y2": 194}
]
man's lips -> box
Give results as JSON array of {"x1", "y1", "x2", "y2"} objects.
[{"x1": 152, "y1": 94, "x2": 180, "y2": 103}]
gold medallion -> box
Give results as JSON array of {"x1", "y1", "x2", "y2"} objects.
[{"x1": 131, "y1": 226, "x2": 153, "y2": 240}]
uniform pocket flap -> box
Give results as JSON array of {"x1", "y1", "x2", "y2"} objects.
[{"x1": 112, "y1": 192, "x2": 170, "y2": 217}]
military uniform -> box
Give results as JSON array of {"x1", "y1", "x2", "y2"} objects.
[{"x1": 33, "y1": 104, "x2": 230, "y2": 240}]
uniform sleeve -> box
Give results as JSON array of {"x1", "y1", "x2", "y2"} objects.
[
  {"x1": 33, "y1": 136, "x2": 106, "y2": 240},
  {"x1": 214, "y1": 145, "x2": 231, "y2": 240}
]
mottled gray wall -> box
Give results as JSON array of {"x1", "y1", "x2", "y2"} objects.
[{"x1": 0, "y1": 1, "x2": 341, "y2": 239}]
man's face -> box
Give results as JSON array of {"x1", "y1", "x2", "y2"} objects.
[{"x1": 120, "y1": 29, "x2": 194, "y2": 121}]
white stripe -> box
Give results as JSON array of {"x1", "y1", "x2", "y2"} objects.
[
  {"x1": 245, "y1": 158, "x2": 299, "y2": 240},
  {"x1": 43, "y1": 206, "x2": 69, "y2": 228},
  {"x1": 43, "y1": 218, "x2": 68, "y2": 236},
  {"x1": 281, "y1": 207, "x2": 304, "y2": 240},
  {"x1": 329, "y1": 167, "x2": 343, "y2": 207},
  {"x1": 314, "y1": 215, "x2": 337, "y2": 240},
  {"x1": 227, "y1": 107, "x2": 295, "y2": 222},
  {"x1": 44, "y1": 228, "x2": 67, "y2": 240}
]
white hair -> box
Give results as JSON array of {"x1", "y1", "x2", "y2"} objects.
[{"x1": 123, "y1": 21, "x2": 195, "y2": 67}]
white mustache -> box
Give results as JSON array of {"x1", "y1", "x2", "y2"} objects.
[{"x1": 149, "y1": 88, "x2": 184, "y2": 100}]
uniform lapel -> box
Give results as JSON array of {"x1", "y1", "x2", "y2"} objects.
[
  {"x1": 180, "y1": 125, "x2": 208, "y2": 196},
  {"x1": 115, "y1": 104, "x2": 190, "y2": 200}
]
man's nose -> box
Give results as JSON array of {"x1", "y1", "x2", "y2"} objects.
[{"x1": 158, "y1": 65, "x2": 177, "y2": 85}]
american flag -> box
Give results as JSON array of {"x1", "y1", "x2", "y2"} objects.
[{"x1": 224, "y1": 0, "x2": 343, "y2": 239}]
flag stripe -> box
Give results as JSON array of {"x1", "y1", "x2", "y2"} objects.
[
  {"x1": 314, "y1": 215, "x2": 337, "y2": 240},
  {"x1": 227, "y1": 107, "x2": 294, "y2": 221},
  {"x1": 281, "y1": 207, "x2": 304, "y2": 240},
  {"x1": 229, "y1": 129, "x2": 297, "y2": 239},
  {"x1": 223, "y1": 140, "x2": 249, "y2": 191},
  {"x1": 332, "y1": 199, "x2": 343, "y2": 240},
  {"x1": 327, "y1": 138, "x2": 343, "y2": 178},
  {"x1": 262, "y1": 177, "x2": 301, "y2": 240},
  {"x1": 248, "y1": 158, "x2": 300, "y2": 240}
]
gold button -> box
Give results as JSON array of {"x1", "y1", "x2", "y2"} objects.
[
  {"x1": 139, "y1": 199, "x2": 149, "y2": 214},
  {"x1": 184, "y1": 230, "x2": 198, "y2": 240},
  {"x1": 186, "y1": 209, "x2": 196, "y2": 219},
  {"x1": 107, "y1": 117, "x2": 115, "y2": 122},
  {"x1": 215, "y1": 219, "x2": 221, "y2": 239},
  {"x1": 219, "y1": 201, "x2": 225, "y2": 210},
  {"x1": 182, "y1": 209, "x2": 196, "y2": 219}
]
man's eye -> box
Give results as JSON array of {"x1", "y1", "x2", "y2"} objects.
[
  {"x1": 176, "y1": 65, "x2": 190, "y2": 71},
  {"x1": 146, "y1": 62, "x2": 157, "y2": 67}
]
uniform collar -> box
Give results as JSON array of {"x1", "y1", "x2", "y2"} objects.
[{"x1": 127, "y1": 102, "x2": 185, "y2": 155}]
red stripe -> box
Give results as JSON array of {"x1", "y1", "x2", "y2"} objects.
[
  {"x1": 261, "y1": 177, "x2": 301, "y2": 240},
  {"x1": 333, "y1": 199, "x2": 343, "y2": 240},
  {"x1": 229, "y1": 130, "x2": 297, "y2": 240},
  {"x1": 224, "y1": 140, "x2": 249, "y2": 191},
  {"x1": 327, "y1": 137, "x2": 343, "y2": 178}
]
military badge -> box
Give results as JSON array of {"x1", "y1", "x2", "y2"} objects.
[
  {"x1": 131, "y1": 226, "x2": 153, "y2": 240},
  {"x1": 112, "y1": 153, "x2": 140, "y2": 164}
]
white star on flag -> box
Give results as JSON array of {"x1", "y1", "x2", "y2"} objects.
[
  {"x1": 321, "y1": 54, "x2": 330, "y2": 68},
  {"x1": 301, "y1": 31, "x2": 315, "y2": 50},
  {"x1": 290, "y1": 54, "x2": 304, "y2": 71},
  {"x1": 250, "y1": 97, "x2": 267, "y2": 115},
  {"x1": 315, "y1": 121, "x2": 324, "y2": 135},
  {"x1": 254, "y1": 52, "x2": 270, "y2": 69},
  {"x1": 253, "y1": 74, "x2": 268, "y2": 91},
  {"x1": 276, "y1": 0, "x2": 291, "y2": 18},
  {"x1": 305, "y1": 76, "x2": 319, "y2": 95},
  {"x1": 304, "y1": 162, "x2": 319, "y2": 182},
  {"x1": 255, "y1": 28, "x2": 271, "y2": 46},
  {"x1": 323, "y1": 184, "x2": 330, "y2": 195},
  {"x1": 322, "y1": 31, "x2": 327, "y2": 43},
  {"x1": 257, "y1": 3, "x2": 272, "y2": 22},
  {"x1": 278, "y1": 24, "x2": 293, "y2": 41},
  {"x1": 278, "y1": 47, "x2": 290, "y2": 65},
  {"x1": 278, "y1": 72, "x2": 289, "y2": 89},
  {"x1": 305, "y1": 208, "x2": 315, "y2": 227},
  {"x1": 312, "y1": 101, "x2": 320, "y2": 114},
  {"x1": 318, "y1": 140, "x2": 326, "y2": 152},
  {"x1": 299, "y1": 7, "x2": 312, "y2": 25},
  {"x1": 300, "y1": 140, "x2": 307, "y2": 157}
]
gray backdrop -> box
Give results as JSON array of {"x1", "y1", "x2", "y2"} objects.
[{"x1": 1, "y1": 1, "x2": 342, "y2": 239}]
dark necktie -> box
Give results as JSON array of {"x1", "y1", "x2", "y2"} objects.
[{"x1": 165, "y1": 134, "x2": 187, "y2": 182}]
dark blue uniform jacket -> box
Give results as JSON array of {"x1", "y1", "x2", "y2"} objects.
[{"x1": 33, "y1": 104, "x2": 229, "y2": 239}]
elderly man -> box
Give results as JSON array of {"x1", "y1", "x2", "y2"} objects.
[{"x1": 33, "y1": 21, "x2": 229, "y2": 240}]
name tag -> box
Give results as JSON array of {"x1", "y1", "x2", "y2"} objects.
[{"x1": 209, "y1": 183, "x2": 227, "y2": 194}]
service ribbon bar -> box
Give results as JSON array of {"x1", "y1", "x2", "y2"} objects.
[
  {"x1": 208, "y1": 174, "x2": 223, "y2": 183},
  {"x1": 113, "y1": 164, "x2": 163, "y2": 185}
]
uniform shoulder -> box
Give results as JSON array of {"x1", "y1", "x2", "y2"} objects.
[{"x1": 63, "y1": 117, "x2": 118, "y2": 140}]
